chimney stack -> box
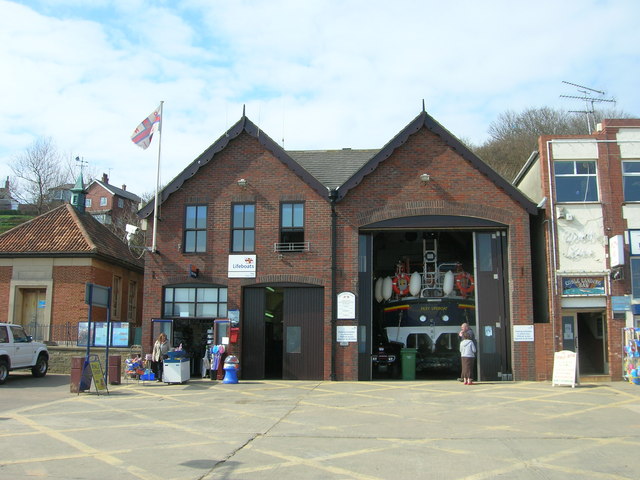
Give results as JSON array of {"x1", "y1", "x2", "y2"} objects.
[{"x1": 102, "y1": 173, "x2": 109, "y2": 183}]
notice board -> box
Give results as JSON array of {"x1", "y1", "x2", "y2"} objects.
[{"x1": 552, "y1": 350, "x2": 578, "y2": 388}]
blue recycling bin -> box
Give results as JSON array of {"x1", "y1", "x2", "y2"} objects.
[{"x1": 222, "y1": 355, "x2": 239, "y2": 384}]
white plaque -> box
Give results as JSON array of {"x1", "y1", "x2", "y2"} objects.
[
  {"x1": 513, "y1": 325, "x2": 534, "y2": 342},
  {"x1": 336, "y1": 325, "x2": 357, "y2": 343},
  {"x1": 337, "y1": 292, "x2": 356, "y2": 319}
]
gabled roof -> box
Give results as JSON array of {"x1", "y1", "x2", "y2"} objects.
[
  {"x1": 335, "y1": 110, "x2": 538, "y2": 214},
  {"x1": 138, "y1": 115, "x2": 329, "y2": 218},
  {"x1": 138, "y1": 110, "x2": 537, "y2": 217},
  {"x1": 89, "y1": 180, "x2": 141, "y2": 203},
  {"x1": 0, "y1": 204, "x2": 143, "y2": 271}
]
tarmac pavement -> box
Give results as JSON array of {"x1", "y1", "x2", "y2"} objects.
[{"x1": 2, "y1": 373, "x2": 640, "y2": 479}]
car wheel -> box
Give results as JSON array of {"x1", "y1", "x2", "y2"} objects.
[
  {"x1": 31, "y1": 354, "x2": 48, "y2": 378},
  {"x1": 0, "y1": 359, "x2": 8, "y2": 385}
]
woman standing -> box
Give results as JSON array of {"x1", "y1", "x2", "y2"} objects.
[
  {"x1": 152, "y1": 333, "x2": 170, "y2": 382},
  {"x1": 459, "y1": 331, "x2": 477, "y2": 385}
]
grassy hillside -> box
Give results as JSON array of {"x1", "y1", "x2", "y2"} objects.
[{"x1": 0, "y1": 213, "x2": 36, "y2": 235}]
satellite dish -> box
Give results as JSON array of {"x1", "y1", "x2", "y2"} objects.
[{"x1": 124, "y1": 224, "x2": 146, "y2": 259}]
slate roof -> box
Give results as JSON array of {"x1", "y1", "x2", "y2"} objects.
[
  {"x1": 90, "y1": 180, "x2": 141, "y2": 203},
  {"x1": 139, "y1": 110, "x2": 537, "y2": 217},
  {"x1": 288, "y1": 149, "x2": 377, "y2": 190},
  {"x1": 0, "y1": 204, "x2": 143, "y2": 271}
]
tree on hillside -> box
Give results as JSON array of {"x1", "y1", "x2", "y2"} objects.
[
  {"x1": 10, "y1": 137, "x2": 72, "y2": 214},
  {"x1": 472, "y1": 107, "x2": 632, "y2": 182}
]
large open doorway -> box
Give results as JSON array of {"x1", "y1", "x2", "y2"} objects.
[{"x1": 360, "y1": 220, "x2": 511, "y2": 382}]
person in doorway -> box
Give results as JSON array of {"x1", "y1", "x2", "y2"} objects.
[
  {"x1": 152, "y1": 333, "x2": 170, "y2": 382},
  {"x1": 460, "y1": 331, "x2": 477, "y2": 385},
  {"x1": 458, "y1": 322, "x2": 475, "y2": 342}
]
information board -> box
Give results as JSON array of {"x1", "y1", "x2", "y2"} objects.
[{"x1": 552, "y1": 350, "x2": 578, "y2": 388}]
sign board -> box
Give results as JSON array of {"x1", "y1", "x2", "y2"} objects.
[
  {"x1": 336, "y1": 325, "x2": 357, "y2": 343},
  {"x1": 513, "y1": 325, "x2": 534, "y2": 342},
  {"x1": 552, "y1": 350, "x2": 578, "y2": 388},
  {"x1": 337, "y1": 292, "x2": 356, "y2": 319},
  {"x1": 612, "y1": 296, "x2": 631, "y2": 312},
  {"x1": 561, "y1": 276, "x2": 605, "y2": 296},
  {"x1": 84, "y1": 283, "x2": 110, "y2": 308},
  {"x1": 629, "y1": 229, "x2": 640, "y2": 256},
  {"x1": 609, "y1": 235, "x2": 624, "y2": 266},
  {"x1": 228, "y1": 255, "x2": 256, "y2": 278},
  {"x1": 79, "y1": 354, "x2": 109, "y2": 395}
]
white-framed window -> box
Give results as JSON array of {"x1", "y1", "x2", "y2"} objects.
[
  {"x1": 100, "y1": 197, "x2": 108, "y2": 207},
  {"x1": 163, "y1": 286, "x2": 228, "y2": 318},
  {"x1": 623, "y1": 161, "x2": 640, "y2": 202},
  {"x1": 85, "y1": 198, "x2": 92, "y2": 207},
  {"x1": 554, "y1": 160, "x2": 598, "y2": 202}
]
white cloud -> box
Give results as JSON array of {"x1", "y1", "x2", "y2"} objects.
[{"x1": 0, "y1": 0, "x2": 639, "y2": 196}]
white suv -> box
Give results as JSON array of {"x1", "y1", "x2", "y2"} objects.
[{"x1": 0, "y1": 323, "x2": 49, "y2": 385}]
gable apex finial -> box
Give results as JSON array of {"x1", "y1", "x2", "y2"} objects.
[
  {"x1": 422, "y1": 99, "x2": 425, "y2": 112},
  {"x1": 243, "y1": 104, "x2": 246, "y2": 117}
]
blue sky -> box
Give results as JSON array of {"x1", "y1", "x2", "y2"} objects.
[{"x1": 1, "y1": 0, "x2": 639, "y2": 197}]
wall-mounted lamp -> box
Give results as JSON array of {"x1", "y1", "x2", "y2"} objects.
[
  {"x1": 237, "y1": 178, "x2": 248, "y2": 188},
  {"x1": 420, "y1": 173, "x2": 431, "y2": 183}
]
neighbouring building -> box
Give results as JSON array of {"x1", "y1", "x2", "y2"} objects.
[
  {"x1": 0, "y1": 173, "x2": 144, "y2": 346},
  {"x1": 0, "y1": 177, "x2": 18, "y2": 211},
  {"x1": 515, "y1": 118, "x2": 640, "y2": 381},
  {"x1": 138, "y1": 109, "x2": 541, "y2": 382},
  {"x1": 85, "y1": 173, "x2": 141, "y2": 234}
]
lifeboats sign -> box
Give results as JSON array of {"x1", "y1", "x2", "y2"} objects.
[
  {"x1": 228, "y1": 255, "x2": 256, "y2": 278},
  {"x1": 337, "y1": 292, "x2": 356, "y2": 319},
  {"x1": 561, "y1": 276, "x2": 605, "y2": 296}
]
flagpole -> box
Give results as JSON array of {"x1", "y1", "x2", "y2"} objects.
[{"x1": 151, "y1": 101, "x2": 164, "y2": 253}]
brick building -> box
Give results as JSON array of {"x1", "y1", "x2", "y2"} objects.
[
  {"x1": 139, "y1": 109, "x2": 539, "y2": 381},
  {"x1": 0, "y1": 173, "x2": 144, "y2": 345},
  {"x1": 85, "y1": 173, "x2": 141, "y2": 234},
  {"x1": 516, "y1": 119, "x2": 640, "y2": 382}
]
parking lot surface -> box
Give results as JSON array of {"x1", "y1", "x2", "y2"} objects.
[{"x1": 2, "y1": 373, "x2": 640, "y2": 479}]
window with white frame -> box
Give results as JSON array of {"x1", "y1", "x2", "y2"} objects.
[
  {"x1": 85, "y1": 198, "x2": 92, "y2": 207},
  {"x1": 623, "y1": 161, "x2": 640, "y2": 202},
  {"x1": 100, "y1": 197, "x2": 108, "y2": 206},
  {"x1": 554, "y1": 160, "x2": 598, "y2": 202},
  {"x1": 163, "y1": 286, "x2": 228, "y2": 318}
]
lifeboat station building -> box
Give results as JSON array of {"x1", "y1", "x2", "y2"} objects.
[{"x1": 139, "y1": 109, "x2": 540, "y2": 382}]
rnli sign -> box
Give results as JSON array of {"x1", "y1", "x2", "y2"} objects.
[{"x1": 228, "y1": 255, "x2": 256, "y2": 278}]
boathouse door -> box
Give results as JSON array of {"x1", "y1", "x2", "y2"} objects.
[
  {"x1": 242, "y1": 285, "x2": 324, "y2": 380},
  {"x1": 475, "y1": 231, "x2": 511, "y2": 381}
]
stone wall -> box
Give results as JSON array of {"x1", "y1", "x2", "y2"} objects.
[{"x1": 47, "y1": 345, "x2": 142, "y2": 375}]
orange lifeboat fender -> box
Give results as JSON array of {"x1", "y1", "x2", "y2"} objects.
[
  {"x1": 455, "y1": 272, "x2": 475, "y2": 297},
  {"x1": 392, "y1": 273, "x2": 411, "y2": 296}
]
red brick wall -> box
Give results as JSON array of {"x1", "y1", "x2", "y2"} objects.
[
  {"x1": 142, "y1": 127, "x2": 536, "y2": 380},
  {"x1": 142, "y1": 132, "x2": 334, "y2": 367},
  {"x1": 337, "y1": 128, "x2": 535, "y2": 379}
]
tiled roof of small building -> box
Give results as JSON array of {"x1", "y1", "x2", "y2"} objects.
[{"x1": 0, "y1": 204, "x2": 143, "y2": 271}]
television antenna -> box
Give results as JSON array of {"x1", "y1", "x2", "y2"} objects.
[{"x1": 560, "y1": 81, "x2": 616, "y2": 134}]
